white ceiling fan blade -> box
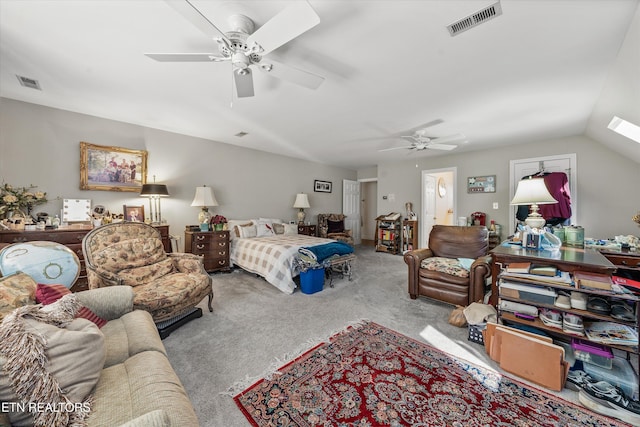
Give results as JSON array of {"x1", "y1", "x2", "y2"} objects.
[
  {"x1": 247, "y1": 1, "x2": 320, "y2": 55},
  {"x1": 406, "y1": 119, "x2": 444, "y2": 135},
  {"x1": 432, "y1": 133, "x2": 467, "y2": 144},
  {"x1": 144, "y1": 53, "x2": 227, "y2": 62},
  {"x1": 378, "y1": 145, "x2": 414, "y2": 152},
  {"x1": 234, "y1": 69, "x2": 254, "y2": 98},
  {"x1": 427, "y1": 143, "x2": 457, "y2": 151},
  {"x1": 259, "y1": 59, "x2": 324, "y2": 89},
  {"x1": 164, "y1": 0, "x2": 230, "y2": 45},
  {"x1": 400, "y1": 135, "x2": 418, "y2": 141}
]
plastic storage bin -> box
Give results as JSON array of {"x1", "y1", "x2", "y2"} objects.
[
  {"x1": 583, "y1": 355, "x2": 639, "y2": 401},
  {"x1": 300, "y1": 268, "x2": 325, "y2": 294},
  {"x1": 468, "y1": 323, "x2": 486, "y2": 344}
]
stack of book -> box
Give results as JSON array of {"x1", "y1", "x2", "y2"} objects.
[
  {"x1": 584, "y1": 322, "x2": 638, "y2": 346},
  {"x1": 501, "y1": 262, "x2": 572, "y2": 287}
]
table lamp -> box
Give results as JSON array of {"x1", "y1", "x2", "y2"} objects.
[
  {"x1": 510, "y1": 177, "x2": 558, "y2": 229},
  {"x1": 140, "y1": 178, "x2": 169, "y2": 224},
  {"x1": 293, "y1": 193, "x2": 310, "y2": 224},
  {"x1": 191, "y1": 186, "x2": 218, "y2": 228}
]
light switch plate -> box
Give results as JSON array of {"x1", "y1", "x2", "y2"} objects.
[{"x1": 493, "y1": 202, "x2": 499, "y2": 209}]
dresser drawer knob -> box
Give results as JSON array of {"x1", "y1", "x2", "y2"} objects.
[
  {"x1": 218, "y1": 251, "x2": 226, "y2": 256},
  {"x1": 196, "y1": 235, "x2": 206, "y2": 241},
  {"x1": 218, "y1": 242, "x2": 227, "y2": 247},
  {"x1": 218, "y1": 260, "x2": 227, "y2": 266},
  {"x1": 196, "y1": 244, "x2": 205, "y2": 250}
]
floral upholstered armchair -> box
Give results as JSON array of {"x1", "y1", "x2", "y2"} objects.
[
  {"x1": 82, "y1": 222, "x2": 212, "y2": 336},
  {"x1": 318, "y1": 213, "x2": 354, "y2": 246}
]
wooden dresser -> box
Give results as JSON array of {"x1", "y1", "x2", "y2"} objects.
[
  {"x1": 184, "y1": 230, "x2": 230, "y2": 273},
  {"x1": 0, "y1": 224, "x2": 171, "y2": 292}
]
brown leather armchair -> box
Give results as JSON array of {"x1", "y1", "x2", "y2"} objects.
[{"x1": 404, "y1": 225, "x2": 492, "y2": 306}]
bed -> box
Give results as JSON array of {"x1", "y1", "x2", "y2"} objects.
[{"x1": 230, "y1": 233, "x2": 335, "y2": 294}]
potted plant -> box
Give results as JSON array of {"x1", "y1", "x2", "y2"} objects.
[{"x1": 210, "y1": 214, "x2": 227, "y2": 231}]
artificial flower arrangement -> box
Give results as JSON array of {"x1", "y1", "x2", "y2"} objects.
[
  {"x1": 210, "y1": 214, "x2": 227, "y2": 230},
  {"x1": 0, "y1": 183, "x2": 47, "y2": 218}
]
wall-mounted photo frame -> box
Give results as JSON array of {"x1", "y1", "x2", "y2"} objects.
[
  {"x1": 80, "y1": 141, "x2": 148, "y2": 192},
  {"x1": 314, "y1": 180, "x2": 332, "y2": 193},
  {"x1": 123, "y1": 205, "x2": 144, "y2": 222},
  {"x1": 467, "y1": 175, "x2": 496, "y2": 193}
]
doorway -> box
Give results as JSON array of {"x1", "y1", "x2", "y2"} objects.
[
  {"x1": 359, "y1": 179, "x2": 378, "y2": 246},
  {"x1": 421, "y1": 168, "x2": 456, "y2": 248}
]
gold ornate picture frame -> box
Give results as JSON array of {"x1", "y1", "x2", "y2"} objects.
[{"x1": 80, "y1": 142, "x2": 147, "y2": 192}]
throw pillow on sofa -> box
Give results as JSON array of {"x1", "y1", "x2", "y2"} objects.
[
  {"x1": 0, "y1": 294, "x2": 105, "y2": 426},
  {"x1": 36, "y1": 283, "x2": 107, "y2": 328},
  {"x1": 0, "y1": 272, "x2": 37, "y2": 321}
]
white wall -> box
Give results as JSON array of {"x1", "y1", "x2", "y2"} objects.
[
  {"x1": 0, "y1": 98, "x2": 357, "y2": 250},
  {"x1": 375, "y1": 135, "x2": 640, "y2": 239}
]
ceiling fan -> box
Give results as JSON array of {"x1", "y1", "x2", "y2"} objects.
[
  {"x1": 378, "y1": 121, "x2": 467, "y2": 152},
  {"x1": 145, "y1": 0, "x2": 325, "y2": 98}
]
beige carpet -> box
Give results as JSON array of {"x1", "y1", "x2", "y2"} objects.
[{"x1": 162, "y1": 245, "x2": 587, "y2": 426}]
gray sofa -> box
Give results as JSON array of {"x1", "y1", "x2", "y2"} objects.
[{"x1": 0, "y1": 285, "x2": 199, "y2": 427}]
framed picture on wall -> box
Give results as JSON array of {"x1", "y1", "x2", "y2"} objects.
[
  {"x1": 80, "y1": 141, "x2": 147, "y2": 192},
  {"x1": 314, "y1": 180, "x2": 332, "y2": 193},
  {"x1": 123, "y1": 205, "x2": 144, "y2": 222},
  {"x1": 467, "y1": 175, "x2": 496, "y2": 193}
]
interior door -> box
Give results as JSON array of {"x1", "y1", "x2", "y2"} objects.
[
  {"x1": 421, "y1": 173, "x2": 436, "y2": 248},
  {"x1": 510, "y1": 154, "x2": 577, "y2": 235},
  {"x1": 343, "y1": 179, "x2": 361, "y2": 244}
]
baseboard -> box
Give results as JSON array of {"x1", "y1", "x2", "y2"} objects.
[{"x1": 157, "y1": 307, "x2": 203, "y2": 339}]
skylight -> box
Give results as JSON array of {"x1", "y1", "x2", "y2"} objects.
[{"x1": 608, "y1": 116, "x2": 640, "y2": 144}]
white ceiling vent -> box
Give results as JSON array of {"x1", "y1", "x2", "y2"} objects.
[
  {"x1": 16, "y1": 75, "x2": 42, "y2": 90},
  {"x1": 447, "y1": 2, "x2": 502, "y2": 36}
]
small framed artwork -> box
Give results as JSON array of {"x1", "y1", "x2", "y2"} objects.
[
  {"x1": 467, "y1": 175, "x2": 496, "y2": 193},
  {"x1": 80, "y1": 141, "x2": 148, "y2": 192},
  {"x1": 314, "y1": 180, "x2": 332, "y2": 193},
  {"x1": 123, "y1": 205, "x2": 144, "y2": 222}
]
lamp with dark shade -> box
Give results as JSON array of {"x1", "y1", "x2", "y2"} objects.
[
  {"x1": 510, "y1": 177, "x2": 558, "y2": 229},
  {"x1": 140, "y1": 179, "x2": 169, "y2": 224}
]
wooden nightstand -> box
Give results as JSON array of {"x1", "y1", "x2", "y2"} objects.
[
  {"x1": 184, "y1": 230, "x2": 230, "y2": 273},
  {"x1": 298, "y1": 224, "x2": 317, "y2": 236}
]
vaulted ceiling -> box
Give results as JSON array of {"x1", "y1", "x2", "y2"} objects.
[{"x1": 1, "y1": 0, "x2": 638, "y2": 169}]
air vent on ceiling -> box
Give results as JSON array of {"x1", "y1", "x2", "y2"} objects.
[
  {"x1": 16, "y1": 75, "x2": 42, "y2": 90},
  {"x1": 447, "y1": 1, "x2": 502, "y2": 36},
  {"x1": 234, "y1": 131, "x2": 248, "y2": 137}
]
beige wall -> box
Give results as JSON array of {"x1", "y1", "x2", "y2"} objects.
[
  {"x1": 0, "y1": 98, "x2": 357, "y2": 250},
  {"x1": 374, "y1": 135, "x2": 640, "y2": 240}
]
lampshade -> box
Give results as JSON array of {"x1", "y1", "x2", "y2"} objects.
[
  {"x1": 510, "y1": 178, "x2": 558, "y2": 205},
  {"x1": 293, "y1": 193, "x2": 310, "y2": 209},
  {"x1": 510, "y1": 178, "x2": 558, "y2": 229},
  {"x1": 191, "y1": 186, "x2": 218, "y2": 208},
  {"x1": 140, "y1": 184, "x2": 169, "y2": 197}
]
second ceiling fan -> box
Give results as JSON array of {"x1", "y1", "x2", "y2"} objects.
[
  {"x1": 379, "y1": 120, "x2": 467, "y2": 152},
  {"x1": 145, "y1": 0, "x2": 325, "y2": 98}
]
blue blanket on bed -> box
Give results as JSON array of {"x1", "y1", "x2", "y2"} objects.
[{"x1": 299, "y1": 241, "x2": 354, "y2": 263}]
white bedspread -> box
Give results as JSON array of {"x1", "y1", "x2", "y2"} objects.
[{"x1": 230, "y1": 234, "x2": 334, "y2": 294}]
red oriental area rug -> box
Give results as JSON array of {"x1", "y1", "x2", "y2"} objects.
[{"x1": 234, "y1": 321, "x2": 629, "y2": 426}]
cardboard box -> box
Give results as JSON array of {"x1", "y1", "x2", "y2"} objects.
[{"x1": 483, "y1": 323, "x2": 568, "y2": 391}]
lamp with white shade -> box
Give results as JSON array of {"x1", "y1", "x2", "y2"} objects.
[
  {"x1": 510, "y1": 178, "x2": 558, "y2": 229},
  {"x1": 191, "y1": 185, "x2": 218, "y2": 229},
  {"x1": 293, "y1": 193, "x2": 310, "y2": 224},
  {"x1": 140, "y1": 178, "x2": 169, "y2": 224}
]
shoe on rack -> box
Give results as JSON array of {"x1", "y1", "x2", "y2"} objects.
[
  {"x1": 570, "y1": 292, "x2": 588, "y2": 310},
  {"x1": 539, "y1": 308, "x2": 562, "y2": 329},
  {"x1": 566, "y1": 369, "x2": 594, "y2": 392},
  {"x1": 562, "y1": 313, "x2": 584, "y2": 336},
  {"x1": 579, "y1": 381, "x2": 640, "y2": 425},
  {"x1": 554, "y1": 293, "x2": 571, "y2": 309}
]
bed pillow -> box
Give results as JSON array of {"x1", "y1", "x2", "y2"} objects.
[
  {"x1": 0, "y1": 272, "x2": 37, "y2": 321},
  {"x1": 256, "y1": 219, "x2": 276, "y2": 237},
  {"x1": 273, "y1": 223, "x2": 285, "y2": 234},
  {"x1": 228, "y1": 219, "x2": 253, "y2": 240},
  {"x1": 283, "y1": 224, "x2": 299, "y2": 235},
  {"x1": 259, "y1": 217, "x2": 283, "y2": 224},
  {"x1": 237, "y1": 223, "x2": 257, "y2": 239}
]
